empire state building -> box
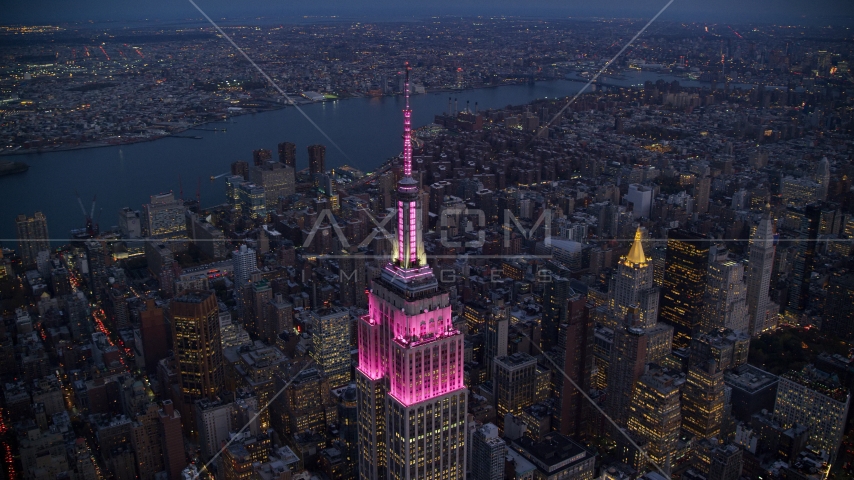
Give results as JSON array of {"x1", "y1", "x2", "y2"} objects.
[{"x1": 356, "y1": 63, "x2": 467, "y2": 480}]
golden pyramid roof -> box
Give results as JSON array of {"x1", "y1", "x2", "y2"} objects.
[{"x1": 624, "y1": 226, "x2": 647, "y2": 266}]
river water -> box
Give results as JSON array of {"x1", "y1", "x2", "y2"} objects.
[{"x1": 0, "y1": 71, "x2": 731, "y2": 244}]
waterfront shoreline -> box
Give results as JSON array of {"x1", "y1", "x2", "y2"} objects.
[
  {"x1": 0, "y1": 107, "x2": 287, "y2": 157},
  {"x1": 0, "y1": 71, "x2": 724, "y2": 158},
  {"x1": 0, "y1": 79, "x2": 551, "y2": 158}
]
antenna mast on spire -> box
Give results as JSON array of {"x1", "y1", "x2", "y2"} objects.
[
  {"x1": 403, "y1": 62, "x2": 412, "y2": 177},
  {"x1": 393, "y1": 62, "x2": 424, "y2": 269}
]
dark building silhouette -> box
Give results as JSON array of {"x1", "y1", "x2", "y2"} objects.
[
  {"x1": 541, "y1": 272, "x2": 572, "y2": 351},
  {"x1": 140, "y1": 299, "x2": 169, "y2": 375},
  {"x1": 724, "y1": 364, "x2": 779, "y2": 423},
  {"x1": 605, "y1": 309, "x2": 648, "y2": 427},
  {"x1": 158, "y1": 400, "x2": 186, "y2": 480},
  {"x1": 252, "y1": 148, "x2": 272, "y2": 166},
  {"x1": 231, "y1": 160, "x2": 249, "y2": 180},
  {"x1": 786, "y1": 203, "x2": 821, "y2": 321},
  {"x1": 475, "y1": 188, "x2": 495, "y2": 222},
  {"x1": 338, "y1": 248, "x2": 367, "y2": 308},
  {"x1": 823, "y1": 272, "x2": 854, "y2": 340},
  {"x1": 15, "y1": 212, "x2": 49, "y2": 267},
  {"x1": 85, "y1": 239, "x2": 110, "y2": 299},
  {"x1": 308, "y1": 144, "x2": 326, "y2": 176},
  {"x1": 278, "y1": 141, "x2": 297, "y2": 168},
  {"x1": 336, "y1": 384, "x2": 359, "y2": 467},
  {"x1": 554, "y1": 293, "x2": 594, "y2": 436},
  {"x1": 429, "y1": 181, "x2": 450, "y2": 215}
]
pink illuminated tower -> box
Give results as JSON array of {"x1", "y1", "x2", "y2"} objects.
[{"x1": 356, "y1": 63, "x2": 467, "y2": 480}]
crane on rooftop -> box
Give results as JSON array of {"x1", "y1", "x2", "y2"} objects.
[{"x1": 73, "y1": 192, "x2": 99, "y2": 239}]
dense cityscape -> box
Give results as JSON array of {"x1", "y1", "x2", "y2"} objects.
[
  {"x1": 2, "y1": 9, "x2": 854, "y2": 480},
  {"x1": 1, "y1": 19, "x2": 850, "y2": 153}
]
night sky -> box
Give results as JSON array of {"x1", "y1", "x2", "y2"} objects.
[{"x1": 3, "y1": 0, "x2": 853, "y2": 26}]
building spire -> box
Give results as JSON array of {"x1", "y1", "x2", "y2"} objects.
[
  {"x1": 403, "y1": 62, "x2": 412, "y2": 177},
  {"x1": 625, "y1": 226, "x2": 647, "y2": 266},
  {"x1": 392, "y1": 62, "x2": 425, "y2": 270}
]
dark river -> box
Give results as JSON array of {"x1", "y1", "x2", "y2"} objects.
[{"x1": 0, "y1": 71, "x2": 725, "y2": 245}]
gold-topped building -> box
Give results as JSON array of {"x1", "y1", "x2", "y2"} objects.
[
  {"x1": 607, "y1": 227, "x2": 672, "y2": 365},
  {"x1": 608, "y1": 227, "x2": 659, "y2": 329},
  {"x1": 624, "y1": 226, "x2": 648, "y2": 266}
]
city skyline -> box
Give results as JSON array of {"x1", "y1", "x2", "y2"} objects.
[
  {"x1": 2, "y1": 7, "x2": 854, "y2": 480},
  {"x1": 4, "y1": 0, "x2": 854, "y2": 26}
]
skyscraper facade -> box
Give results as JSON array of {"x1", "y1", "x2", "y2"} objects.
[
  {"x1": 746, "y1": 215, "x2": 776, "y2": 336},
  {"x1": 232, "y1": 244, "x2": 257, "y2": 317},
  {"x1": 85, "y1": 239, "x2": 110, "y2": 297},
  {"x1": 774, "y1": 365, "x2": 851, "y2": 458},
  {"x1": 170, "y1": 290, "x2": 224, "y2": 433},
  {"x1": 196, "y1": 397, "x2": 234, "y2": 461},
  {"x1": 494, "y1": 352, "x2": 537, "y2": 426},
  {"x1": 236, "y1": 182, "x2": 267, "y2": 219},
  {"x1": 15, "y1": 212, "x2": 49, "y2": 266},
  {"x1": 310, "y1": 306, "x2": 352, "y2": 389},
  {"x1": 708, "y1": 444, "x2": 744, "y2": 480},
  {"x1": 130, "y1": 403, "x2": 165, "y2": 480},
  {"x1": 702, "y1": 255, "x2": 749, "y2": 334},
  {"x1": 232, "y1": 244, "x2": 257, "y2": 288},
  {"x1": 471, "y1": 424, "x2": 506, "y2": 480},
  {"x1": 483, "y1": 305, "x2": 509, "y2": 382},
  {"x1": 247, "y1": 278, "x2": 272, "y2": 339},
  {"x1": 273, "y1": 367, "x2": 333, "y2": 437},
  {"x1": 118, "y1": 207, "x2": 142, "y2": 238},
  {"x1": 222, "y1": 444, "x2": 253, "y2": 480},
  {"x1": 224, "y1": 174, "x2": 244, "y2": 210},
  {"x1": 357, "y1": 64, "x2": 467, "y2": 480},
  {"x1": 250, "y1": 160, "x2": 295, "y2": 207},
  {"x1": 695, "y1": 176, "x2": 711, "y2": 214},
  {"x1": 626, "y1": 364, "x2": 682, "y2": 466},
  {"x1": 605, "y1": 312, "x2": 648, "y2": 428},
  {"x1": 659, "y1": 229, "x2": 710, "y2": 350},
  {"x1": 142, "y1": 192, "x2": 187, "y2": 244},
  {"x1": 268, "y1": 294, "x2": 294, "y2": 343},
  {"x1": 682, "y1": 359, "x2": 725, "y2": 440}
]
